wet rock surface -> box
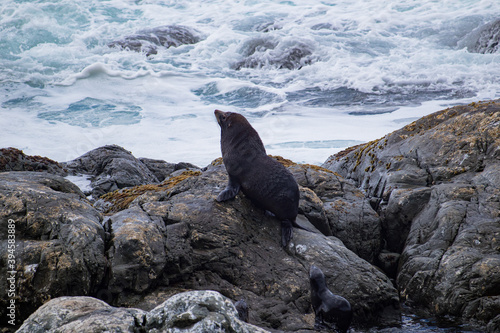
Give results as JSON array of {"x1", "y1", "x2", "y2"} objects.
[
  {"x1": 0, "y1": 172, "x2": 107, "y2": 327},
  {"x1": 323, "y1": 100, "x2": 500, "y2": 331},
  {"x1": 468, "y1": 19, "x2": 500, "y2": 54},
  {"x1": 0, "y1": 147, "x2": 66, "y2": 175},
  {"x1": 1, "y1": 154, "x2": 398, "y2": 331},
  {"x1": 108, "y1": 25, "x2": 202, "y2": 56},
  {"x1": 233, "y1": 36, "x2": 314, "y2": 70}
]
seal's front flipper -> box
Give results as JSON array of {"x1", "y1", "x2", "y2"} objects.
[
  {"x1": 281, "y1": 219, "x2": 293, "y2": 247},
  {"x1": 216, "y1": 178, "x2": 240, "y2": 202}
]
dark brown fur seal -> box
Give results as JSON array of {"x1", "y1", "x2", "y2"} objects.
[
  {"x1": 310, "y1": 264, "x2": 352, "y2": 333},
  {"x1": 214, "y1": 109, "x2": 302, "y2": 247}
]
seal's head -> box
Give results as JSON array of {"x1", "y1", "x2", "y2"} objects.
[
  {"x1": 309, "y1": 264, "x2": 327, "y2": 291},
  {"x1": 214, "y1": 109, "x2": 265, "y2": 156},
  {"x1": 214, "y1": 109, "x2": 229, "y2": 127},
  {"x1": 214, "y1": 109, "x2": 252, "y2": 132}
]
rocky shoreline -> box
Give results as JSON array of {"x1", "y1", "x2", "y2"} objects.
[{"x1": 1, "y1": 100, "x2": 499, "y2": 332}]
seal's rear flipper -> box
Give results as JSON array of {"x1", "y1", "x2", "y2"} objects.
[
  {"x1": 293, "y1": 214, "x2": 320, "y2": 234},
  {"x1": 281, "y1": 219, "x2": 293, "y2": 247}
]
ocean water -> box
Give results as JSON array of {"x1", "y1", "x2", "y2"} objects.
[{"x1": 1, "y1": 0, "x2": 499, "y2": 168}]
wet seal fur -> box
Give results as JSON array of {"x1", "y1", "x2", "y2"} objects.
[
  {"x1": 214, "y1": 109, "x2": 306, "y2": 247},
  {"x1": 310, "y1": 265, "x2": 352, "y2": 333}
]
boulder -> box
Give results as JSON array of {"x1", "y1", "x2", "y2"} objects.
[
  {"x1": 16, "y1": 291, "x2": 269, "y2": 333},
  {"x1": 0, "y1": 147, "x2": 66, "y2": 175},
  {"x1": 62, "y1": 145, "x2": 199, "y2": 201},
  {"x1": 1, "y1": 150, "x2": 399, "y2": 331},
  {"x1": 107, "y1": 162, "x2": 400, "y2": 330},
  {"x1": 108, "y1": 25, "x2": 202, "y2": 56},
  {"x1": 145, "y1": 290, "x2": 270, "y2": 332},
  {"x1": 15, "y1": 296, "x2": 146, "y2": 333},
  {"x1": 233, "y1": 36, "x2": 314, "y2": 70},
  {"x1": 467, "y1": 19, "x2": 500, "y2": 54},
  {"x1": 103, "y1": 205, "x2": 169, "y2": 305},
  {"x1": 323, "y1": 100, "x2": 500, "y2": 330},
  {"x1": 289, "y1": 163, "x2": 382, "y2": 263},
  {"x1": 0, "y1": 172, "x2": 107, "y2": 327},
  {"x1": 139, "y1": 158, "x2": 199, "y2": 182},
  {"x1": 62, "y1": 145, "x2": 159, "y2": 198}
]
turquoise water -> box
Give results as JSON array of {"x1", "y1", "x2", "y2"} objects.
[{"x1": 1, "y1": 0, "x2": 499, "y2": 167}]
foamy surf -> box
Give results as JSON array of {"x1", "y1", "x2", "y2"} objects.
[{"x1": 1, "y1": 0, "x2": 499, "y2": 167}]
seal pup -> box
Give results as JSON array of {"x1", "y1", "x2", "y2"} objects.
[
  {"x1": 309, "y1": 264, "x2": 352, "y2": 333},
  {"x1": 214, "y1": 109, "x2": 304, "y2": 247}
]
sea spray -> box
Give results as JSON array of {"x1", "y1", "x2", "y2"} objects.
[{"x1": 1, "y1": 0, "x2": 499, "y2": 166}]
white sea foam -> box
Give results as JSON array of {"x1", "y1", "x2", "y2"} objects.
[
  {"x1": 65, "y1": 175, "x2": 92, "y2": 194},
  {"x1": 1, "y1": 0, "x2": 499, "y2": 167}
]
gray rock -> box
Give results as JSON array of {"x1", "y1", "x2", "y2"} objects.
[
  {"x1": 2, "y1": 153, "x2": 396, "y2": 331},
  {"x1": 0, "y1": 147, "x2": 66, "y2": 175},
  {"x1": 233, "y1": 36, "x2": 314, "y2": 70},
  {"x1": 15, "y1": 296, "x2": 146, "y2": 333},
  {"x1": 108, "y1": 25, "x2": 202, "y2": 56},
  {"x1": 16, "y1": 291, "x2": 270, "y2": 333},
  {"x1": 323, "y1": 100, "x2": 500, "y2": 330},
  {"x1": 398, "y1": 166, "x2": 500, "y2": 328},
  {"x1": 0, "y1": 172, "x2": 107, "y2": 327},
  {"x1": 116, "y1": 162, "x2": 401, "y2": 330},
  {"x1": 103, "y1": 205, "x2": 168, "y2": 305},
  {"x1": 290, "y1": 163, "x2": 382, "y2": 263},
  {"x1": 62, "y1": 145, "x2": 159, "y2": 198},
  {"x1": 145, "y1": 290, "x2": 270, "y2": 332},
  {"x1": 139, "y1": 157, "x2": 199, "y2": 182},
  {"x1": 467, "y1": 19, "x2": 500, "y2": 54}
]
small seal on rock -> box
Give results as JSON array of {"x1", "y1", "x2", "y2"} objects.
[
  {"x1": 310, "y1": 264, "x2": 352, "y2": 333},
  {"x1": 214, "y1": 109, "x2": 304, "y2": 247}
]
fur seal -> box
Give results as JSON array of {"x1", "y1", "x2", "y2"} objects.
[
  {"x1": 309, "y1": 265, "x2": 352, "y2": 333},
  {"x1": 214, "y1": 109, "x2": 303, "y2": 247}
]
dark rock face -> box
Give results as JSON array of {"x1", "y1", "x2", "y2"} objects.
[
  {"x1": 62, "y1": 145, "x2": 159, "y2": 198},
  {"x1": 1, "y1": 152, "x2": 399, "y2": 331},
  {"x1": 0, "y1": 172, "x2": 107, "y2": 327},
  {"x1": 6, "y1": 100, "x2": 499, "y2": 332},
  {"x1": 137, "y1": 162, "x2": 399, "y2": 330},
  {"x1": 62, "y1": 145, "x2": 199, "y2": 200},
  {"x1": 108, "y1": 25, "x2": 202, "y2": 56},
  {"x1": 289, "y1": 163, "x2": 382, "y2": 264},
  {"x1": 16, "y1": 291, "x2": 270, "y2": 333},
  {"x1": 323, "y1": 100, "x2": 500, "y2": 331},
  {"x1": 103, "y1": 205, "x2": 168, "y2": 306},
  {"x1": 0, "y1": 147, "x2": 66, "y2": 175},
  {"x1": 233, "y1": 36, "x2": 314, "y2": 70},
  {"x1": 468, "y1": 19, "x2": 500, "y2": 54},
  {"x1": 138, "y1": 157, "x2": 199, "y2": 182}
]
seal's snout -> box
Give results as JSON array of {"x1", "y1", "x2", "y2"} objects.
[
  {"x1": 309, "y1": 264, "x2": 321, "y2": 278},
  {"x1": 214, "y1": 109, "x2": 225, "y2": 126}
]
